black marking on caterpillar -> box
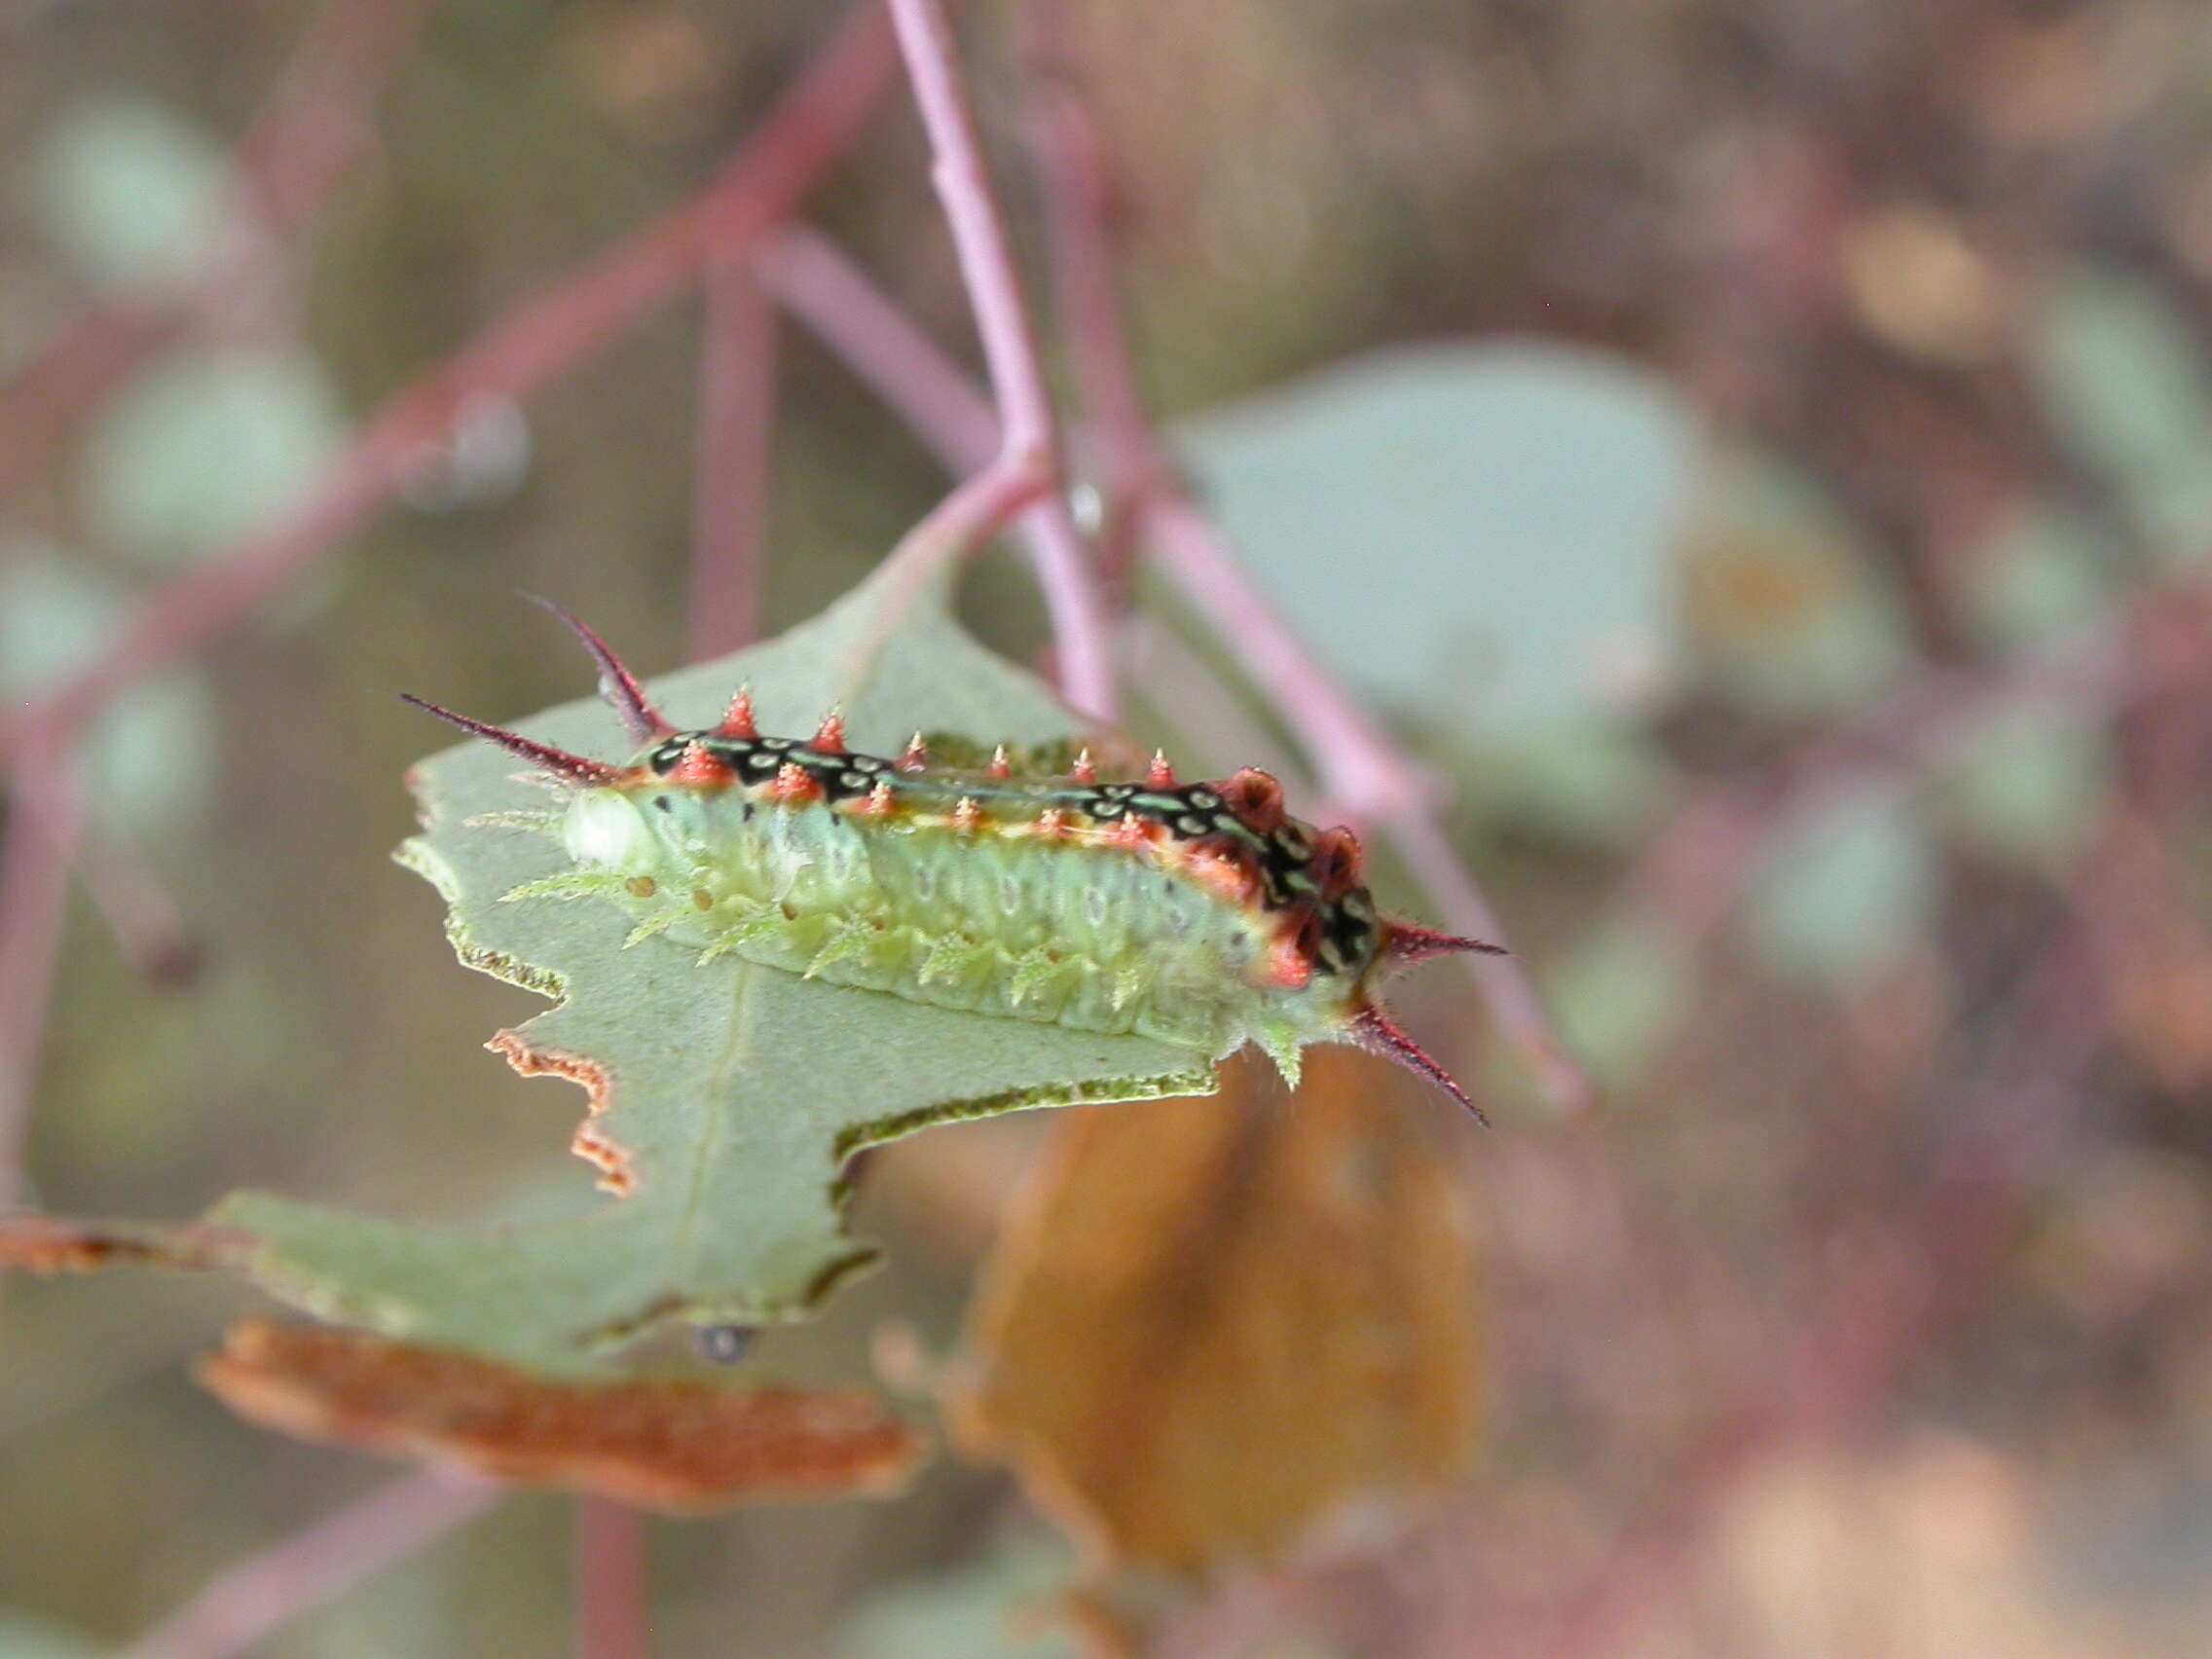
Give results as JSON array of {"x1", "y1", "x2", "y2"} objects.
[{"x1": 404, "y1": 603, "x2": 1503, "y2": 1122}]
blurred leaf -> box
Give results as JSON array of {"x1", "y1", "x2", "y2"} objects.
[
  {"x1": 2030, "y1": 263, "x2": 2212, "y2": 558},
  {"x1": 36, "y1": 95, "x2": 227, "y2": 290},
  {"x1": 0, "y1": 1609, "x2": 105, "y2": 1659},
  {"x1": 1544, "y1": 906, "x2": 1697, "y2": 1085},
  {"x1": 953, "y1": 1049, "x2": 1482, "y2": 1597},
  {"x1": 1746, "y1": 793, "x2": 1938, "y2": 984},
  {"x1": 0, "y1": 551, "x2": 215, "y2": 830},
  {"x1": 198, "y1": 1319, "x2": 922, "y2": 1510},
  {"x1": 1935, "y1": 705, "x2": 2111, "y2": 874},
  {"x1": 3, "y1": 564, "x2": 1214, "y2": 1377},
  {"x1": 1454, "y1": 716, "x2": 1676, "y2": 847},
  {"x1": 1178, "y1": 340, "x2": 1699, "y2": 727},
  {"x1": 837, "y1": 1536, "x2": 1081, "y2": 1659},
  {"x1": 83, "y1": 344, "x2": 347, "y2": 571},
  {"x1": 1680, "y1": 444, "x2": 1918, "y2": 718},
  {"x1": 1961, "y1": 499, "x2": 2117, "y2": 656}
]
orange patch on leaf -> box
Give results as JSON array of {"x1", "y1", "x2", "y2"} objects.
[
  {"x1": 486, "y1": 1031, "x2": 635, "y2": 1194},
  {"x1": 198, "y1": 1320, "x2": 924, "y2": 1511}
]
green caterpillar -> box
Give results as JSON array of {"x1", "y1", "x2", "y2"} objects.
[{"x1": 407, "y1": 608, "x2": 1498, "y2": 1120}]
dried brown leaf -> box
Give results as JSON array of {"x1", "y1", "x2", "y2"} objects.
[
  {"x1": 197, "y1": 1319, "x2": 924, "y2": 1512},
  {"x1": 0, "y1": 1214, "x2": 249, "y2": 1274},
  {"x1": 951, "y1": 1048, "x2": 1484, "y2": 1579}
]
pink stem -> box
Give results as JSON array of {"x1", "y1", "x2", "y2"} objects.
[
  {"x1": 0, "y1": 750, "x2": 81, "y2": 1212},
  {"x1": 688, "y1": 256, "x2": 778, "y2": 659},
  {"x1": 757, "y1": 229, "x2": 1103, "y2": 695},
  {"x1": 1, "y1": 0, "x2": 902, "y2": 768},
  {"x1": 118, "y1": 1471, "x2": 498, "y2": 1659},
  {"x1": 756, "y1": 226, "x2": 999, "y2": 475},
  {"x1": 72, "y1": 818, "x2": 200, "y2": 986},
  {"x1": 884, "y1": 0, "x2": 1118, "y2": 721},
  {"x1": 574, "y1": 1496, "x2": 649, "y2": 1659}
]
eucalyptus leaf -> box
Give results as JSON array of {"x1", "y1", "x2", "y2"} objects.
[
  {"x1": 1746, "y1": 793, "x2": 1937, "y2": 985},
  {"x1": 37, "y1": 95, "x2": 226, "y2": 291},
  {"x1": 0, "y1": 1609, "x2": 106, "y2": 1659},
  {"x1": 1543, "y1": 906, "x2": 1695, "y2": 1085},
  {"x1": 1935, "y1": 705, "x2": 2110, "y2": 875},
  {"x1": 204, "y1": 564, "x2": 1215, "y2": 1376},
  {"x1": 1680, "y1": 443, "x2": 1917, "y2": 719},
  {"x1": 1177, "y1": 340, "x2": 1698, "y2": 728},
  {"x1": 2030, "y1": 263, "x2": 2212, "y2": 558},
  {"x1": 0, "y1": 550, "x2": 215, "y2": 831},
  {"x1": 84, "y1": 344, "x2": 348, "y2": 571}
]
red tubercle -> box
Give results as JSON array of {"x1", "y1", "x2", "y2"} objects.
[
  {"x1": 1266, "y1": 936, "x2": 1315, "y2": 991},
  {"x1": 716, "y1": 687, "x2": 758, "y2": 739},
  {"x1": 809, "y1": 710, "x2": 848, "y2": 755},
  {"x1": 766, "y1": 760, "x2": 824, "y2": 804},
  {"x1": 1103, "y1": 815, "x2": 1153, "y2": 852},
  {"x1": 1181, "y1": 835, "x2": 1264, "y2": 907},
  {"x1": 1217, "y1": 766, "x2": 1286, "y2": 832},
  {"x1": 1309, "y1": 827, "x2": 1365, "y2": 901},
  {"x1": 1146, "y1": 749, "x2": 1177, "y2": 789},
  {"x1": 670, "y1": 741, "x2": 736, "y2": 789}
]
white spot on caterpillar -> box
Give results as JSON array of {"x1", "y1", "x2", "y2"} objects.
[{"x1": 564, "y1": 791, "x2": 655, "y2": 872}]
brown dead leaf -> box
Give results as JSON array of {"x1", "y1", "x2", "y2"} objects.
[
  {"x1": 0, "y1": 1213, "x2": 250, "y2": 1274},
  {"x1": 950, "y1": 1047, "x2": 1484, "y2": 1579},
  {"x1": 198, "y1": 1319, "x2": 924, "y2": 1511}
]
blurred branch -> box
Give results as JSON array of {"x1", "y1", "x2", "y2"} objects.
[
  {"x1": 688, "y1": 257, "x2": 778, "y2": 660},
  {"x1": 574, "y1": 1495, "x2": 649, "y2": 1659},
  {"x1": 876, "y1": 0, "x2": 1117, "y2": 720},
  {"x1": 756, "y1": 225, "x2": 998, "y2": 472},
  {"x1": 0, "y1": 747, "x2": 81, "y2": 1212},
  {"x1": 118, "y1": 1470, "x2": 498, "y2": 1659}
]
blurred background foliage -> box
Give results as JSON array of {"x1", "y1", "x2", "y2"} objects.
[{"x1": 6, "y1": 0, "x2": 2212, "y2": 1654}]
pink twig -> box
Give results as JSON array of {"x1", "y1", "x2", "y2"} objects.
[
  {"x1": 688, "y1": 257, "x2": 778, "y2": 659},
  {"x1": 574, "y1": 1496, "x2": 649, "y2": 1659},
  {"x1": 757, "y1": 229, "x2": 1111, "y2": 712},
  {"x1": 0, "y1": 749, "x2": 81, "y2": 1212},
  {"x1": 118, "y1": 1470, "x2": 498, "y2": 1659},
  {"x1": 884, "y1": 0, "x2": 1118, "y2": 721},
  {"x1": 0, "y1": 0, "x2": 901, "y2": 770},
  {"x1": 72, "y1": 818, "x2": 200, "y2": 986},
  {"x1": 756, "y1": 226, "x2": 999, "y2": 475}
]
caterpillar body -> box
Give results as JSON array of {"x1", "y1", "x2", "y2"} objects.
[{"x1": 405, "y1": 607, "x2": 1499, "y2": 1121}]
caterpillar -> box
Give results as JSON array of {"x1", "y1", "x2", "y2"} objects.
[{"x1": 404, "y1": 606, "x2": 1499, "y2": 1122}]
